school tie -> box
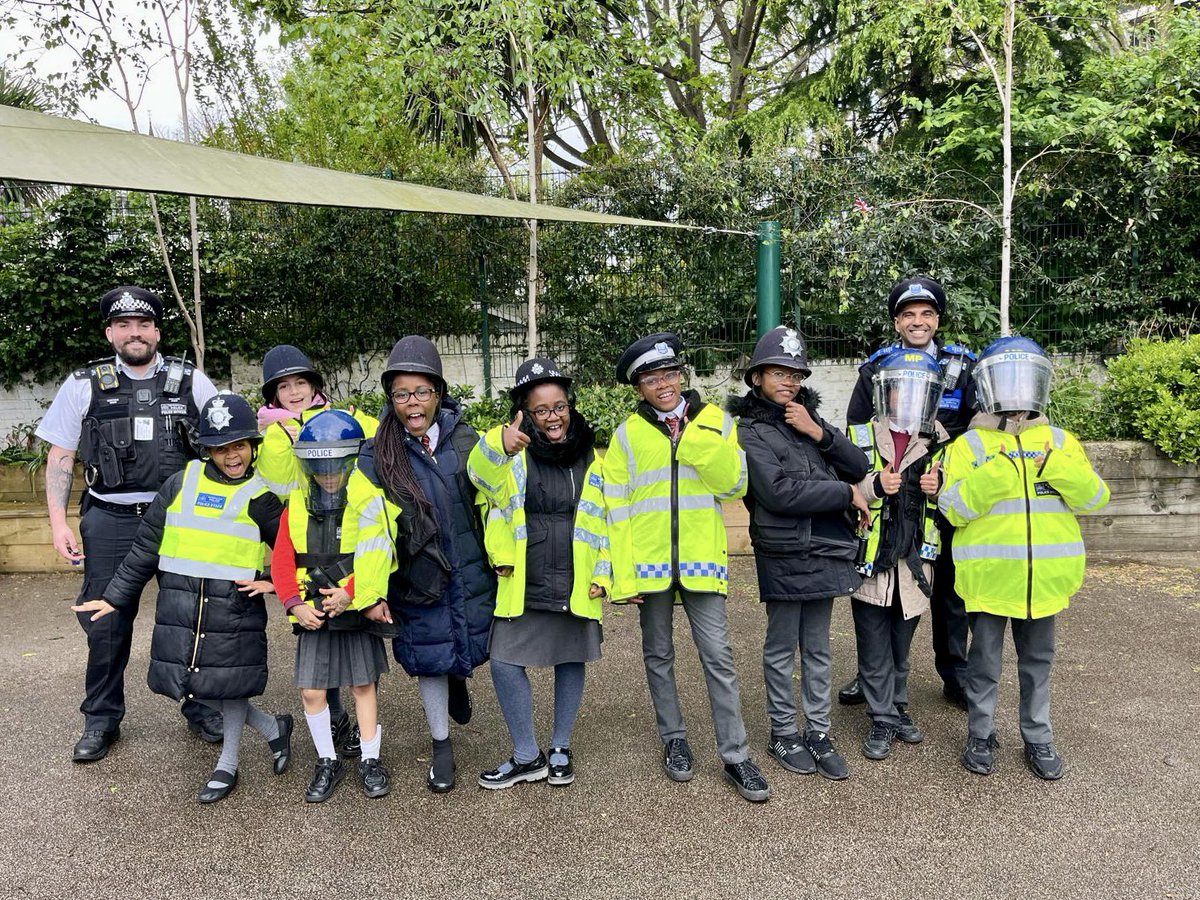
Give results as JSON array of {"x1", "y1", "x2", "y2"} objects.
[
  {"x1": 665, "y1": 415, "x2": 680, "y2": 440},
  {"x1": 420, "y1": 434, "x2": 433, "y2": 455}
]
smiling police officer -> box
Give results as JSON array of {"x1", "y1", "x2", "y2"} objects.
[{"x1": 36, "y1": 286, "x2": 219, "y2": 762}]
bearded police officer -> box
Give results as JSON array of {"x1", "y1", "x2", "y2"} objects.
[
  {"x1": 840, "y1": 276, "x2": 977, "y2": 709},
  {"x1": 36, "y1": 286, "x2": 220, "y2": 761}
]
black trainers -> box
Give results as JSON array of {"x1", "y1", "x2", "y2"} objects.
[
  {"x1": 962, "y1": 734, "x2": 999, "y2": 775},
  {"x1": 547, "y1": 746, "x2": 575, "y2": 786},
  {"x1": 838, "y1": 677, "x2": 866, "y2": 705},
  {"x1": 448, "y1": 676, "x2": 473, "y2": 725},
  {"x1": 358, "y1": 758, "x2": 391, "y2": 798},
  {"x1": 1023, "y1": 742, "x2": 1064, "y2": 780},
  {"x1": 662, "y1": 738, "x2": 694, "y2": 782},
  {"x1": 804, "y1": 730, "x2": 849, "y2": 780},
  {"x1": 767, "y1": 732, "x2": 816, "y2": 774},
  {"x1": 305, "y1": 757, "x2": 346, "y2": 803},
  {"x1": 478, "y1": 752, "x2": 549, "y2": 790},
  {"x1": 268, "y1": 714, "x2": 293, "y2": 775},
  {"x1": 862, "y1": 720, "x2": 898, "y2": 760},
  {"x1": 895, "y1": 705, "x2": 924, "y2": 744},
  {"x1": 724, "y1": 759, "x2": 770, "y2": 802}
]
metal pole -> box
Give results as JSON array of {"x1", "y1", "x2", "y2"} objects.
[
  {"x1": 756, "y1": 220, "x2": 781, "y2": 338},
  {"x1": 478, "y1": 254, "x2": 492, "y2": 398}
]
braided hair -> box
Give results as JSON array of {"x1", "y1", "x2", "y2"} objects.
[{"x1": 373, "y1": 407, "x2": 434, "y2": 520}]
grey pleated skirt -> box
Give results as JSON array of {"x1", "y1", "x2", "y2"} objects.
[
  {"x1": 294, "y1": 627, "x2": 390, "y2": 689},
  {"x1": 488, "y1": 609, "x2": 603, "y2": 668}
]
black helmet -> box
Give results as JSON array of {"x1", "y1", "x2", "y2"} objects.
[
  {"x1": 261, "y1": 344, "x2": 323, "y2": 403},
  {"x1": 744, "y1": 326, "x2": 812, "y2": 387},
  {"x1": 887, "y1": 276, "x2": 947, "y2": 318},
  {"x1": 196, "y1": 393, "x2": 261, "y2": 448},
  {"x1": 100, "y1": 286, "x2": 163, "y2": 322},
  {"x1": 381, "y1": 335, "x2": 444, "y2": 392},
  {"x1": 615, "y1": 332, "x2": 684, "y2": 385}
]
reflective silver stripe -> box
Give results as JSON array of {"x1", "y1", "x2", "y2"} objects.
[
  {"x1": 159, "y1": 556, "x2": 257, "y2": 580},
  {"x1": 714, "y1": 459, "x2": 747, "y2": 501},
  {"x1": 592, "y1": 560, "x2": 613, "y2": 578},
  {"x1": 514, "y1": 525, "x2": 527, "y2": 540},
  {"x1": 632, "y1": 466, "x2": 673, "y2": 490},
  {"x1": 720, "y1": 414, "x2": 733, "y2": 439},
  {"x1": 603, "y1": 482, "x2": 631, "y2": 500},
  {"x1": 486, "y1": 507, "x2": 505, "y2": 523},
  {"x1": 850, "y1": 424, "x2": 874, "y2": 450},
  {"x1": 990, "y1": 498, "x2": 1070, "y2": 516},
  {"x1": 260, "y1": 476, "x2": 295, "y2": 496},
  {"x1": 573, "y1": 526, "x2": 608, "y2": 551},
  {"x1": 1049, "y1": 427, "x2": 1067, "y2": 450},
  {"x1": 954, "y1": 541, "x2": 1086, "y2": 561},
  {"x1": 357, "y1": 536, "x2": 394, "y2": 556},
  {"x1": 164, "y1": 510, "x2": 262, "y2": 542},
  {"x1": 616, "y1": 423, "x2": 636, "y2": 488},
  {"x1": 471, "y1": 473, "x2": 502, "y2": 496},
  {"x1": 578, "y1": 499, "x2": 605, "y2": 519},
  {"x1": 964, "y1": 431, "x2": 987, "y2": 466},
  {"x1": 476, "y1": 435, "x2": 509, "y2": 467},
  {"x1": 938, "y1": 483, "x2": 980, "y2": 522},
  {"x1": 628, "y1": 497, "x2": 672, "y2": 516},
  {"x1": 1079, "y1": 481, "x2": 1108, "y2": 512},
  {"x1": 358, "y1": 495, "x2": 387, "y2": 532}
]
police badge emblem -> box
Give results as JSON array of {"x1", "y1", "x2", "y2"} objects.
[{"x1": 206, "y1": 397, "x2": 233, "y2": 431}]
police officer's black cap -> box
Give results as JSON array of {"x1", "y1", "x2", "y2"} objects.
[
  {"x1": 744, "y1": 326, "x2": 812, "y2": 387},
  {"x1": 615, "y1": 333, "x2": 684, "y2": 385},
  {"x1": 261, "y1": 344, "x2": 324, "y2": 402},
  {"x1": 100, "y1": 286, "x2": 163, "y2": 322},
  {"x1": 512, "y1": 357, "x2": 571, "y2": 399},
  {"x1": 887, "y1": 276, "x2": 946, "y2": 318}
]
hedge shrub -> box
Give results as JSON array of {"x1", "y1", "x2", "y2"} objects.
[{"x1": 1103, "y1": 335, "x2": 1200, "y2": 464}]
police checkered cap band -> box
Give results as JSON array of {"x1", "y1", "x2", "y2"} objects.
[
  {"x1": 108, "y1": 291, "x2": 156, "y2": 317},
  {"x1": 625, "y1": 342, "x2": 677, "y2": 381}
]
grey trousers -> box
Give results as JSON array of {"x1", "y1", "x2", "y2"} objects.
[
  {"x1": 763, "y1": 598, "x2": 834, "y2": 736},
  {"x1": 851, "y1": 597, "x2": 920, "y2": 725},
  {"x1": 965, "y1": 612, "x2": 1056, "y2": 744},
  {"x1": 638, "y1": 589, "x2": 749, "y2": 764}
]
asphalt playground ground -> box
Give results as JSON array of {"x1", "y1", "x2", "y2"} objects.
[{"x1": 0, "y1": 560, "x2": 1197, "y2": 900}]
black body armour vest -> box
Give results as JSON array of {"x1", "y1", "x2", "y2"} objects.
[{"x1": 76, "y1": 357, "x2": 199, "y2": 496}]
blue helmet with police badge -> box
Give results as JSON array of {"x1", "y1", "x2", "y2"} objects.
[
  {"x1": 974, "y1": 336, "x2": 1052, "y2": 415},
  {"x1": 872, "y1": 349, "x2": 945, "y2": 436},
  {"x1": 294, "y1": 409, "x2": 365, "y2": 513}
]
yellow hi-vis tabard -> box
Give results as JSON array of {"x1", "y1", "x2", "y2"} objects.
[
  {"x1": 468, "y1": 424, "x2": 610, "y2": 620},
  {"x1": 344, "y1": 466, "x2": 402, "y2": 607},
  {"x1": 284, "y1": 489, "x2": 377, "y2": 624},
  {"x1": 848, "y1": 422, "x2": 942, "y2": 577},
  {"x1": 938, "y1": 423, "x2": 1109, "y2": 619},
  {"x1": 602, "y1": 403, "x2": 747, "y2": 601},
  {"x1": 159, "y1": 460, "x2": 270, "y2": 581}
]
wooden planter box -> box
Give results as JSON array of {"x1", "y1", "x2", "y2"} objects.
[
  {"x1": 724, "y1": 441, "x2": 1200, "y2": 567},
  {"x1": 0, "y1": 463, "x2": 85, "y2": 574}
]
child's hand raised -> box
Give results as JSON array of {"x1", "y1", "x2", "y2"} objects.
[
  {"x1": 503, "y1": 411, "x2": 531, "y2": 456},
  {"x1": 784, "y1": 402, "x2": 824, "y2": 441},
  {"x1": 879, "y1": 462, "x2": 902, "y2": 495},
  {"x1": 920, "y1": 460, "x2": 942, "y2": 496}
]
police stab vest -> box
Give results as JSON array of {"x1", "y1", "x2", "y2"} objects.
[
  {"x1": 77, "y1": 356, "x2": 198, "y2": 496},
  {"x1": 849, "y1": 423, "x2": 942, "y2": 587}
]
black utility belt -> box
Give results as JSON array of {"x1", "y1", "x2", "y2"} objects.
[{"x1": 87, "y1": 496, "x2": 150, "y2": 517}]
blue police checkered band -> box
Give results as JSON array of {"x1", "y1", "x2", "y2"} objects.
[
  {"x1": 919, "y1": 542, "x2": 939, "y2": 561},
  {"x1": 857, "y1": 562, "x2": 875, "y2": 577},
  {"x1": 678, "y1": 561, "x2": 728, "y2": 580},
  {"x1": 635, "y1": 562, "x2": 673, "y2": 579},
  {"x1": 573, "y1": 526, "x2": 608, "y2": 551},
  {"x1": 578, "y1": 499, "x2": 605, "y2": 519},
  {"x1": 588, "y1": 472, "x2": 603, "y2": 489}
]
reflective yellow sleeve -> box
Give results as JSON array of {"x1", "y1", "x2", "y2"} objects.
[
  {"x1": 347, "y1": 473, "x2": 398, "y2": 606},
  {"x1": 1042, "y1": 435, "x2": 1110, "y2": 514},
  {"x1": 467, "y1": 424, "x2": 515, "y2": 506},
  {"x1": 676, "y1": 413, "x2": 747, "y2": 501},
  {"x1": 256, "y1": 422, "x2": 301, "y2": 499},
  {"x1": 601, "y1": 429, "x2": 638, "y2": 601}
]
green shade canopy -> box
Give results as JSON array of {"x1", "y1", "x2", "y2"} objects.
[{"x1": 0, "y1": 105, "x2": 684, "y2": 229}]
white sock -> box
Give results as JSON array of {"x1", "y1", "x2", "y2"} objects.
[
  {"x1": 305, "y1": 706, "x2": 337, "y2": 760},
  {"x1": 359, "y1": 724, "x2": 382, "y2": 761}
]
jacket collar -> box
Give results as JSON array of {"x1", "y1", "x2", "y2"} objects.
[
  {"x1": 969, "y1": 411, "x2": 1050, "y2": 434},
  {"x1": 726, "y1": 385, "x2": 821, "y2": 423}
]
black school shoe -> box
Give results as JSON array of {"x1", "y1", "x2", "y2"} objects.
[
  {"x1": 1024, "y1": 742, "x2": 1064, "y2": 780},
  {"x1": 838, "y1": 677, "x2": 866, "y2": 705},
  {"x1": 478, "y1": 753, "x2": 549, "y2": 790},
  {"x1": 359, "y1": 758, "x2": 392, "y2": 798},
  {"x1": 547, "y1": 747, "x2": 575, "y2": 786},
  {"x1": 448, "y1": 676, "x2": 473, "y2": 725},
  {"x1": 724, "y1": 759, "x2": 770, "y2": 803},
  {"x1": 862, "y1": 720, "x2": 898, "y2": 761},
  {"x1": 767, "y1": 732, "x2": 817, "y2": 775},
  {"x1": 943, "y1": 683, "x2": 969, "y2": 711},
  {"x1": 663, "y1": 738, "x2": 694, "y2": 782},
  {"x1": 197, "y1": 768, "x2": 238, "y2": 804},
  {"x1": 804, "y1": 730, "x2": 850, "y2": 780},
  {"x1": 187, "y1": 711, "x2": 223, "y2": 743},
  {"x1": 306, "y1": 757, "x2": 346, "y2": 803},
  {"x1": 331, "y1": 712, "x2": 357, "y2": 757},
  {"x1": 72, "y1": 727, "x2": 119, "y2": 763},
  {"x1": 961, "y1": 734, "x2": 999, "y2": 775},
  {"x1": 894, "y1": 705, "x2": 924, "y2": 744},
  {"x1": 269, "y1": 714, "x2": 293, "y2": 775}
]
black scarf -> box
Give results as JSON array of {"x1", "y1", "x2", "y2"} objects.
[{"x1": 523, "y1": 410, "x2": 596, "y2": 467}]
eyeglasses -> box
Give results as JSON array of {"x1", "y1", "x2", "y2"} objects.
[
  {"x1": 390, "y1": 387, "x2": 438, "y2": 403},
  {"x1": 529, "y1": 402, "x2": 569, "y2": 420},
  {"x1": 764, "y1": 369, "x2": 805, "y2": 384},
  {"x1": 639, "y1": 369, "x2": 682, "y2": 389}
]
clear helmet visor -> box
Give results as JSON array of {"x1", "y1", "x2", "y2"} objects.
[
  {"x1": 295, "y1": 442, "x2": 359, "y2": 513},
  {"x1": 873, "y1": 368, "x2": 945, "y2": 435},
  {"x1": 975, "y1": 352, "x2": 1053, "y2": 415}
]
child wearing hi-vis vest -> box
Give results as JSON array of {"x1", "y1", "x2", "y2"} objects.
[
  {"x1": 73, "y1": 394, "x2": 291, "y2": 805},
  {"x1": 939, "y1": 337, "x2": 1109, "y2": 781},
  {"x1": 847, "y1": 349, "x2": 949, "y2": 764},
  {"x1": 269, "y1": 410, "x2": 395, "y2": 803}
]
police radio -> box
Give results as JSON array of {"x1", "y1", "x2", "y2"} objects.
[
  {"x1": 163, "y1": 353, "x2": 186, "y2": 395},
  {"x1": 943, "y1": 354, "x2": 963, "y2": 392}
]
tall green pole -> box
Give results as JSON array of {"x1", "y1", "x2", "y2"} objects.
[{"x1": 756, "y1": 220, "x2": 781, "y2": 338}]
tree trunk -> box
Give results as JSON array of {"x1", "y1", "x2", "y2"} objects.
[
  {"x1": 999, "y1": 0, "x2": 1014, "y2": 336},
  {"x1": 525, "y1": 37, "x2": 540, "y2": 357}
]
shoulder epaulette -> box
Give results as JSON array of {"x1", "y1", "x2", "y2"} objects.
[
  {"x1": 941, "y1": 343, "x2": 976, "y2": 360},
  {"x1": 161, "y1": 355, "x2": 195, "y2": 375},
  {"x1": 72, "y1": 367, "x2": 90, "y2": 380}
]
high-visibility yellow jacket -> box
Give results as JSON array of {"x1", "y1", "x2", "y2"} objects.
[
  {"x1": 345, "y1": 465, "x2": 402, "y2": 609},
  {"x1": 159, "y1": 459, "x2": 271, "y2": 581},
  {"x1": 938, "y1": 414, "x2": 1109, "y2": 619},
  {"x1": 282, "y1": 489, "x2": 376, "y2": 623},
  {"x1": 257, "y1": 404, "x2": 378, "y2": 499},
  {"x1": 468, "y1": 424, "x2": 609, "y2": 620},
  {"x1": 602, "y1": 393, "x2": 747, "y2": 601}
]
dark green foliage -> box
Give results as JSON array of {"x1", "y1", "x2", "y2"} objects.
[{"x1": 1103, "y1": 336, "x2": 1200, "y2": 464}]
